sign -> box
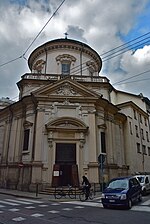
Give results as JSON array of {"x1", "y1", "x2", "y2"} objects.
[
  {"x1": 53, "y1": 171, "x2": 59, "y2": 176},
  {"x1": 98, "y1": 154, "x2": 105, "y2": 165}
]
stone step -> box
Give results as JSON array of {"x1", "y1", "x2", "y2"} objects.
[{"x1": 40, "y1": 187, "x2": 82, "y2": 195}]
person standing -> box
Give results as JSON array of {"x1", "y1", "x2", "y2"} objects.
[{"x1": 82, "y1": 176, "x2": 91, "y2": 200}]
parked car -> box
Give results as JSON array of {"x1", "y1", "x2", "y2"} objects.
[
  {"x1": 101, "y1": 176, "x2": 142, "y2": 209},
  {"x1": 134, "y1": 174, "x2": 150, "y2": 195}
]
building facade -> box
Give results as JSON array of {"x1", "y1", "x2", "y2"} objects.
[{"x1": 0, "y1": 38, "x2": 150, "y2": 191}]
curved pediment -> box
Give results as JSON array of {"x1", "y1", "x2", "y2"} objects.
[{"x1": 45, "y1": 116, "x2": 88, "y2": 132}]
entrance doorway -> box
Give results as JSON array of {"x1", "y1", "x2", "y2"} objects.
[{"x1": 52, "y1": 143, "x2": 79, "y2": 187}]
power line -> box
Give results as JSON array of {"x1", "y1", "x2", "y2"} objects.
[
  {"x1": 115, "y1": 77, "x2": 150, "y2": 85},
  {"x1": 113, "y1": 69, "x2": 150, "y2": 85},
  {"x1": 101, "y1": 31, "x2": 150, "y2": 56},
  {"x1": 102, "y1": 36, "x2": 150, "y2": 60},
  {"x1": 0, "y1": 0, "x2": 66, "y2": 68},
  {"x1": 102, "y1": 41, "x2": 150, "y2": 62},
  {"x1": 23, "y1": 0, "x2": 66, "y2": 56},
  {"x1": 0, "y1": 55, "x2": 23, "y2": 67},
  {"x1": 4, "y1": 66, "x2": 150, "y2": 102}
]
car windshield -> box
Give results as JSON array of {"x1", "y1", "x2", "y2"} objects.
[
  {"x1": 137, "y1": 176, "x2": 144, "y2": 183},
  {"x1": 107, "y1": 179, "x2": 128, "y2": 190}
]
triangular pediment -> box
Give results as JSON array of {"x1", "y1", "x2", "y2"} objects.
[{"x1": 32, "y1": 77, "x2": 101, "y2": 99}]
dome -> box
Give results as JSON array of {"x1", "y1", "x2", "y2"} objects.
[{"x1": 28, "y1": 38, "x2": 102, "y2": 74}]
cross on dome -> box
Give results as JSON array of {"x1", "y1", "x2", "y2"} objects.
[{"x1": 64, "y1": 32, "x2": 69, "y2": 39}]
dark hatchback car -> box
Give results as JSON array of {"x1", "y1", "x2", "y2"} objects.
[{"x1": 101, "y1": 176, "x2": 142, "y2": 209}]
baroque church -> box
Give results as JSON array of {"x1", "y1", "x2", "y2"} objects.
[{"x1": 0, "y1": 38, "x2": 150, "y2": 191}]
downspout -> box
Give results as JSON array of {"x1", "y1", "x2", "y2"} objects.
[{"x1": 138, "y1": 113, "x2": 144, "y2": 172}]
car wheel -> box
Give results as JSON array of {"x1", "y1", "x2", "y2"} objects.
[
  {"x1": 127, "y1": 199, "x2": 132, "y2": 209},
  {"x1": 138, "y1": 193, "x2": 142, "y2": 202},
  {"x1": 103, "y1": 204, "x2": 108, "y2": 209},
  {"x1": 142, "y1": 189, "x2": 147, "y2": 196}
]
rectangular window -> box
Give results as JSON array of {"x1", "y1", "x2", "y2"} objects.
[
  {"x1": 62, "y1": 63, "x2": 70, "y2": 75},
  {"x1": 139, "y1": 114, "x2": 142, "y2": 123},
  {"x1": 133, "y1": 109, "x2": 137, "y2": 119},
  {"x1": 129, "y1": 122, "x2": 132, "y2": 135},
  {"x1": 148, "y1": 147, "x2": 150, "y2": 156},
  {"x1": 141, "y1": 129, "x2": 144, "y2": 140},
  {"x1": 23, "y1": 129, "x2": 30, "y2": 151},
  {"x1": 142, "y1": 145, "x2": 146, "y2": 155},
  {"x1": 137, "y1": 143, "x2": 141, "y2": 153},
  {"x1": 144, "y1": 117, "x2": 147, "y2": 126},
  {"x1": 135, "y1": 125, "x2": 139, "y2": 137},
  {"x1": 101, "y1": 132, "x2": 106, "y2": 153},
  {"x1": 146, "y1": 131, "x2": 149, "y2": 142}
]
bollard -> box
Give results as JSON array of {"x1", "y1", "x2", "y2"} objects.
[{"x1": 36, "y1": 183, "x2": 39, "y2": 197}]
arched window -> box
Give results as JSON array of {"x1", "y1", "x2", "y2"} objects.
[
  {"x1": 62, "y1": 61, "x2": 70, "y2": 75},
  {"x1": 56, "y1": 54, "x2": 76, "y2": 76}
]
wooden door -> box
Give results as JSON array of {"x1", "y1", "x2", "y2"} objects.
[{"x1": 52, "y1": 143, "x2": 79, "y2": 187}]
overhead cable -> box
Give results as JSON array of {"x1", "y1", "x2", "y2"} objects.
[
  {"x1": 0, "y1": 55, "x2": 22, "y2": 67},
  {"x1": 23, "y1": 0, "x2": 66, "y2": 56},
  {"x1": 113, "y1": 69, "x2": 150, "y2": 85},
  {"x1": 102, "y1": 36, "x2": 150, "y2": 60},
  {"x1": 0, "y1": 0, "x2": 66, "y2": 68},
  {"x1": 101, "y1": 31, "x2": 150, "y2": 56}
]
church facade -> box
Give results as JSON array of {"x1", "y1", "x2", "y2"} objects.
[{"x1": 0, "y1": 38, "x2": 150, "y2": 191}]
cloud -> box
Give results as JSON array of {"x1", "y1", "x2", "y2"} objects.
[
  {"x1": 66, "y1": 25, "x2": 86, "y2": 42},
  {"x1": 0, "y1": 0, "x2": 150, "y2": 100}
]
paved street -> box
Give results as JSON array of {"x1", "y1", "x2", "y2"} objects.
[{"x1": 0, "y1": 192, "x2": 150, "y2": 224}]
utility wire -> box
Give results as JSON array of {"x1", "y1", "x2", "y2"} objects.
[
  {"x1": 116, "y1": 77, "x2": 150, "y2": 85},
  {"x1": 101, "y1": 31, "x2": 150, "y2": 56},
  {"x1": 23, "y1": 0, "x2": 66, "y2": 56},
  {"x1": 113, "y1": 69, "x2": 150, "y2": 85},
  {"x1": 5, "y1": 66, "x2": 150, "y2": 102},
  {"x1": 0, "y1": 55, "x2": 23, "y2": 67},
  {"x1": 0, "y1": 28, "x2": 150, "y2": 68},
  {"x1": 102, "y1": 36, "x2": 150, "y2": 60},
  {"x1": 102, "y1": 40, "x2": 150, "y2": 62},
  {"x1": 0, "y1": 0, "x2": 66, "y2": 68}
]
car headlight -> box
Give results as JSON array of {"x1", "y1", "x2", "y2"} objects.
[
  {"x1": 120, "y1": 194, "x2": 127, "y2": 200},
  {"x1": 101, "y1": 193, "x2": 105, "y2": 198}
]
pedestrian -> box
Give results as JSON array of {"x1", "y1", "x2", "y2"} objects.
[{"x1": 82, "y1": 176, "x2": 91, "y2": 200}]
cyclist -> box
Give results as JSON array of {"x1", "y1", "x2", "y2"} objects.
[{"x1": 82, "y1": 176, "x2": 91, "y2": 200}]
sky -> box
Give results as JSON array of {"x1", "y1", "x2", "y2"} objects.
[{"x1": 0, "y1": 0, "x2": 150, "y2": 101}]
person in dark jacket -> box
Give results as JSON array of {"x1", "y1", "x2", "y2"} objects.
[{"x1": 82, "y1": 176, "x2": 91, "y2": 200}]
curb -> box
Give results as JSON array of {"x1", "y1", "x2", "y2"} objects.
[{"x1": 0, "y1": 191, "x2": 41, "y2": 199}]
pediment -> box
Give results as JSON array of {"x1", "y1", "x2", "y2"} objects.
[
  {"x1": 32, "y1": 77, "x2": 101, "y2": 99},
  {"x1": 46, "y1": 116, "x2": 88, "y2": 132}
]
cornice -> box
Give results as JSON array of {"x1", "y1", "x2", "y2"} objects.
[{"x1": 28, "y1": 38, "x2": 102, "y2": 72}]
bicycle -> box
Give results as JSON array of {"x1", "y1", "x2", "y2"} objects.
[
  {"x1": 54, "y1": 185, "x2": 76, "y2": 199},
  {"x1": 79, "y1": 187, "x2": 94, "y2": 201}
]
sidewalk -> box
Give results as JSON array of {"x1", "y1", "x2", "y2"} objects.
[
  {"x1": 0, "y1": 188, "x2": 101, "y2": 201},
  {"x1": 0, "y1": 188, "x2": 52, "y2": 200}
]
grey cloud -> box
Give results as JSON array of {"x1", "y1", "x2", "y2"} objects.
[
  {"x1": 66, "y1": 25, "x2": 87, "y2": 43},
  {"x1": 0, "y1": 0, "x2": 150, "y2": 99}
]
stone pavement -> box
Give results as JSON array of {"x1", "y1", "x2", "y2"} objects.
[{"x1": 0, "y1": 188, "x2": 101, "y2": 202}]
